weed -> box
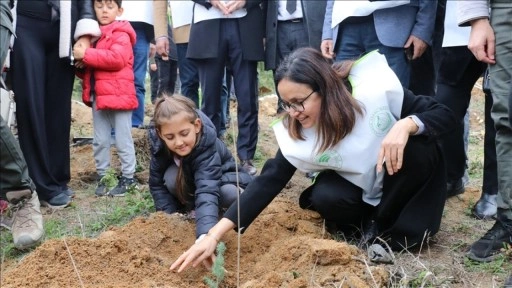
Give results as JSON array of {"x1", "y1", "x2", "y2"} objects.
[
  {"x1": 464, "y1": 255, "x2": 512, "y2": 276},
  {"x1": 407, "y1": 270, "x2": 434, "y2": 287},
  {"x1": 464, "y1": 199, "x2": 476, "y2": 217},
  {"x1": 468, "y1": 159, "x2": 484, "y2": 177},
  {"x1": 100, "y1": 168, "x2": 118, "y2": 190},
  {"x1": 291, "y1": 270, "x2": 300, "y2": 279},
  {"x1": 204, "y1": 242, "x2": 226, "y2": 288}
]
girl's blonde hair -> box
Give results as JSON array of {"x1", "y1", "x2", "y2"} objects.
[{"x1": 153, "y1": 93, "x2": 201, "y2": 204}]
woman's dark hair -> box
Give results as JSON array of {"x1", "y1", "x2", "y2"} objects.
[
  {"x1": 153, "y1": 94, "x2": 200, "y2": 204},
  {"x1": 274, "y1": 47, "x2": 363, "y2": 153}
]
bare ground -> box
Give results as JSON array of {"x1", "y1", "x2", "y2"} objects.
[{"x1": 1, "y1": 86, "x2": 511, "y2": 287}]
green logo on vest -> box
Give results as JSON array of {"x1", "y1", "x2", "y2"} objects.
[
  {"x1": 315, "y1": 150, "x2": 343, "y2": 168},
  {"x1": 370, "y1": 107, "x2": 393, "y2": 136}
]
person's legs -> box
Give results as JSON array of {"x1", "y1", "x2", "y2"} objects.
[
  {"x1": 489, "y1": 6, "x2": 512, "y2": 222},
  {"x1": 131, "y1": 26, "x2": 149, "y2": 127},
  {"x1": 224, "y1": 20, "x2": 259, "y2": 165},
  {"x1": 1, "y1": 17, "x2": 43, "y2": 249},
  {"x1": 92, "y1": 103, "x2": 113, "y2": 178},
  {"x1": 408, "y1": 0, "x2": 446, "y2": 96},
  {"x1": 273, "y1": 21, "x2": 310, "y2": 113},
  {"x1": 473, "y1": 89, "x2": 499, "y2": 219},
  {"x1": 107, "y1": 110, "x2": 137, "y2": 197},
  {"x1": 220, "y1": 68, "x2": 229, "y2": 137},
  {"x1": 0, "y1": 115, "x2": 36, "y2": 197},
  {"x1": 156, "y1": 56, "x2": 170, "y2": 95},
  {"x1": 113, "y1": 110, "x2": 136, "y2": 179},
  {"x1": 195, "y1": 57, "x2": 225, "y2": 133},
  {"x1": 219, "y1": 184, "x2": 239, "y2": 209},
  {"x1": 12, "y1": 16, "x2": 71, "y2": 206},
  {"x1": 303, "y1": 170, "x2": 373, "y2": 232},
  {"x1": 177, "y1": 43, "x2": 200, "y2": 107},
  {"x1": 436, "y1": 47, "x2": 486, "y2": 196},
  {"x1": 377, "y1": 137, "x2": 445, "y2": 249},
  {"x1": 149, "y1": 63, "x2": 158, "y2": 104},
  {"x1": 467, "y1": 6, "x2": 512, "y2": 262}
]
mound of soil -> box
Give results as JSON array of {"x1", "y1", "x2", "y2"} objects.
[
  {"x1": 1, "y1": 96, "x2": 390, "y2": 287},
  {"x1": 2, "y1": 199, "x2": 387, "y2": 288}
]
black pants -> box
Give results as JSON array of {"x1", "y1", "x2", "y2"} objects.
[
  {"x1": 300, "y1": 137, "x2": 446, "y2": 249},
  {"x1": 193, "y1": 19, "x2": 258, "y2": 161},
  {"x1": 436, "y1": 47, "x2": 498, "y2": 194},
  {"x1": 155, "y1": 56, "x2": 178, "y2": 98},
  {"x1": 11, "y1": 15, "x2": 75, "y2": 201},
  {"x1": 408, "y1": 0, "x2": 446, "y2": 96}
]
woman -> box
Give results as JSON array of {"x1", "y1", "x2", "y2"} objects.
[
  {"x1": 170, "y1": 48, "x2": 456, "y2": 272},
  {"x1": 10, "y1": 0, "x2": 101, "y2": 208}
]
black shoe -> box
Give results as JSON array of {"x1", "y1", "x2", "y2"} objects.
[
  {"x1": 39, "y1": 192, "x2": 71, "y2": 209},
  {"x1": 359, "y1": 219, "x2": 379, "y2": 249},
  {"x1": 95, "y1": 183, "x2": 108, "y2": 197},
  {"x1": 108, "y1": 176, "x2": 138, "y2": 197},
  {"x1": 466, "y1": 219, "x2": 512, "y2": 262},
  {"x1": 446, "y1": 178, "x2": 465, "y2": 198},
  {"x1": 61, "y1": 187, "x2": 75, "y2": 198},
  {"x1": 473, "y1": 193, "x2": 497, "y2": 220},
  {"x1": 241, "y1": 160, "x2": 257, "y2": 176}
]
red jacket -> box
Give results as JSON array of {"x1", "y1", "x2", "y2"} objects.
[{"x1": 79, "y1": 20, "x2": 138, "y2": 110}]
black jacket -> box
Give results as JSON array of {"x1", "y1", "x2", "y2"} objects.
[
  {"x1": 149, "y1": 109, "x2": 252, "y2": 237},
  {"x1": 187, "y1": 0, "x2": 264, "y2": 61},
  {"x1": 224, "y1": 89, "x2": 457, "y2": 232}
]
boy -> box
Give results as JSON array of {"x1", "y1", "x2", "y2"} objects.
[{"x1": 73, "y1": 0, "x2": 138, "y2": 197}]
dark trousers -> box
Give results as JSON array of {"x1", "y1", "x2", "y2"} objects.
[
  {"x1": 436, "y1": 47, "x2": 497, "y2": 194},
  {"x1": 11, "y1": 15, "x2": 74, "y2": 201},
  {"x1": 193, "y1": 19, "x2": 259, "y2": 161},
  {"x1": 149, "y1": 64, "x2": 158, "y2": 104},
  {"x1": 0, "y1": 116, "x2": 35, "y2": 199},
  {"x1": 155, "y1": 56, "x2": 178, "y2": 97},
  {"x1": 272, "y1": 20, "x2": 309, "y2": 111},
  {"x1": 409, "y1": 0, "x2": 446, "y2": 96},
  {"x1": 177, "y1": 43, "x2": 200, "y2": 107},
  {"x1": 302, "y1": 137, "x2": 446, "y2": 249}
]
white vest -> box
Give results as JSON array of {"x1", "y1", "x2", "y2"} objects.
[{"x1": 272, "y1": 51, "x2": 404, "y2": 206}]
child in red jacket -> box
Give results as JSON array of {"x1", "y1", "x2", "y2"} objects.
[{"x1": 73, "y1": 0, "x2": 138, "y2": 197}]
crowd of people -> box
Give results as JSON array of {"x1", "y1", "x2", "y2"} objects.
[{"x1": 0, "y1": 0, "x2": 510, "y2": 285}]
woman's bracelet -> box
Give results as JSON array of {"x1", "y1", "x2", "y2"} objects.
[{"x1": 206, "y1": 231, "x2": 220, "y2": 243}]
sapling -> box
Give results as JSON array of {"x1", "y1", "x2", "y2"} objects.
[{"x1": 204, "y1": 242, "x2": 226, "y2": 288}]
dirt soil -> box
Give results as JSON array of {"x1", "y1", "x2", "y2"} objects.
[{"x1": 1, "y1": 89, "x2": 509, "y2": 287}]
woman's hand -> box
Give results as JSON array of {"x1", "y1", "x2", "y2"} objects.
[
  {"x1": 170, "y1": 234, "x2": 218, "y2": 272},
  {"x1": 377, "y1": 117, "x2": 418, "y2": 175}
]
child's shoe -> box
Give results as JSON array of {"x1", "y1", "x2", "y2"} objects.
[{"x1": 108, "y1": 176, "x2": 137, "y2": 197}]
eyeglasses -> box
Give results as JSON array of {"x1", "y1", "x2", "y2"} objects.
[{"x1": 280, "y1": 90, "x2": 316, "y2": 112}]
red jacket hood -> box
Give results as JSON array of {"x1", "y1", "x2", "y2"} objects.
[{"x1": 99, "y1": 20, "x2": 136, "y2": 46}]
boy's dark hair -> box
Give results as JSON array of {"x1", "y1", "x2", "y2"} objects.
[{"x1": 94, "y1": 0, "x2": 122, "y2": 8}]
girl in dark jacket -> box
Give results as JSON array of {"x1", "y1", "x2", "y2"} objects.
[{"x1": 149, "y1": 94, "x2": 253, "y2": 240}]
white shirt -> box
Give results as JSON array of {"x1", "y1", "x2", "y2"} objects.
[{"x1": 277, "y1": 0, "x2": 303, "y2": 21}]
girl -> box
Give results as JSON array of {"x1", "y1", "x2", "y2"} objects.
[{"x1": 148, "y1": 94, "x2": 253, "y2": 240}]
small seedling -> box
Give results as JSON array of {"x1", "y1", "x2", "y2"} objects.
[{"x1": 204, "y1": 242, "x2": 226, "y2": 288}]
